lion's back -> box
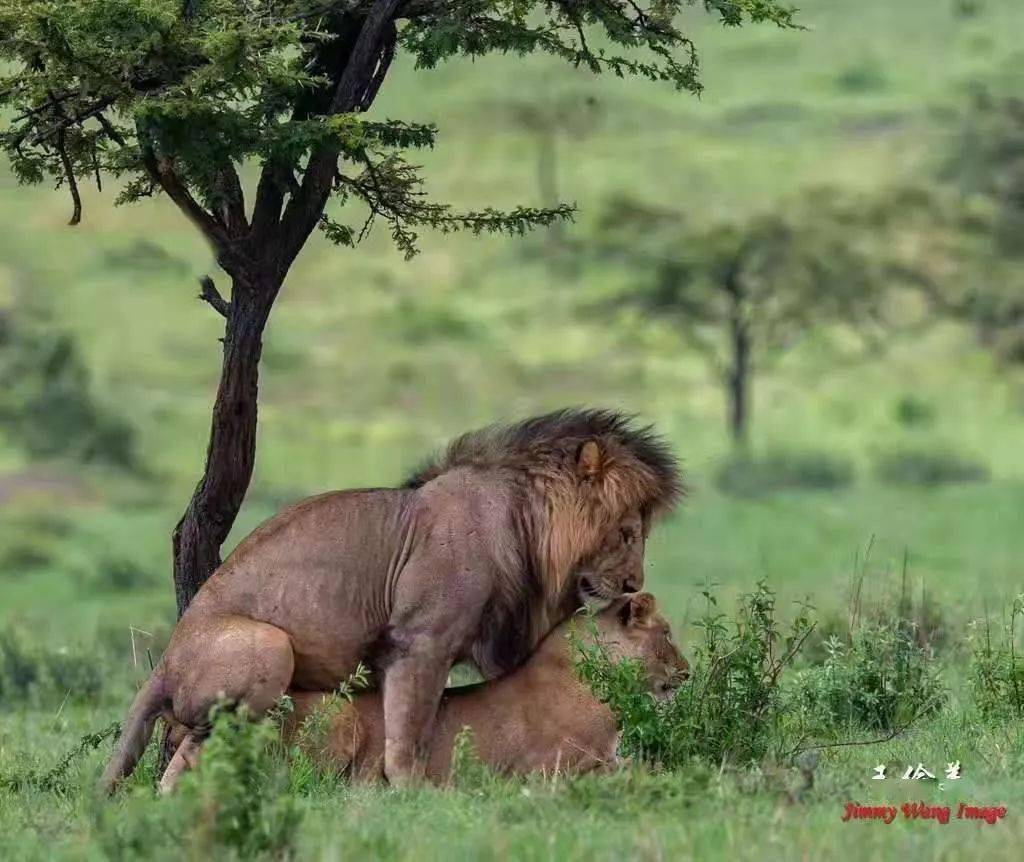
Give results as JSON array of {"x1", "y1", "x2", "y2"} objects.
[{"x1": 189, "y1": 487, "x2": 414, "y2": 628}]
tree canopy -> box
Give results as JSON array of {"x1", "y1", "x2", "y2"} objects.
[
  {"x1": 593, "y1": 189, "x2": 898, "y2": 442},
  {"x1": 0, "y1": 0, "x2": 799, "y2": 611},
  {"x1": 1, "y1": 0, "x2": 797, "y2": 267}
]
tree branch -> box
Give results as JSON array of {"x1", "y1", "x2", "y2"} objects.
[
  {"x1": 28, "y1": 97, "x2": 116, "y2": 146},
  {"x1": 55, "y1": 128, "x2": 82, "y2": 226},
  {"x1": 138, "y1": 133, "x2": 231, "y2": 253},
  {"x1": 360, "y1": 20, "x2": 397, "y2": 110},
  {"x1": 197, "y1": 275, "x2": 231, "y2": 317},
  {"x1": 249, "y1": 161, "x2": 290, "y2": 249},
  {"x1": 212, "y1": 162, "x2": 249, "y2": 238},
  {"x1": 277, "y1": 0, "x2": 404, "y2": 269}
]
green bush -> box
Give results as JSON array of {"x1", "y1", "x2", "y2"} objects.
[
  {"x1": 576, "y1": 578, "x2": 946, "y2": 769},
  {"x1": 799, "y1": 575, "x2": 951, "y2": 664},
  {"x1": 574, "y1": 582, "x2": 814, "y2": 768},
  {"x1": 715, "y1": 449, "x2": 855, "y2": 497},
  {"x1": 968, "y1": 596, "x2": 1024, "y2": 721},
  {"x1": 0, "y1": 512, "x2": 70, "y2": 574},
  {"x1": 76, "y1": 550, "x2": 161, "y2": 593},
  {"x1": 833, "y1": 59, "x2": 887, "y2": 92},
  {"x1": 893, "y1": 394, "x2": 936, "y2": 428},
  {"x1": 789, "y1": 617, "x2": 945, "y2": 733},
  {"x1": 0, "y1": 314, "x2": 137, "y2": 469},
  {"x1": 285, "y1": 664, "x2": 370, "y2": 794},
  {"x1": 96, "y1": 705, "x2": 300, "y2": 861},
  {"x1": 0, "y1": 628, "x2": 105, "y2": 706},
  {"x1": 873, "y1": 446, "x2": 989, "y2": 487}
]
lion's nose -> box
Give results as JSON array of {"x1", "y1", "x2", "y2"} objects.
[{"x1": 623, "y1": 577, "x2": 641, "y2": 593}]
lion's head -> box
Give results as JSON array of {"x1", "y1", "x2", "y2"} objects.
[{"x1": 405, "y1": 408, "x2": 682, "y2": 673}]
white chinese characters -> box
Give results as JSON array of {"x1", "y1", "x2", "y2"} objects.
[{"x1": 869, "y1": 762, "x2": 962, "y2": 781}]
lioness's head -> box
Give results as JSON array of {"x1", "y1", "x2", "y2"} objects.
[{"x1": 596, "y1": 592, "x2": 689, "y2": 699}]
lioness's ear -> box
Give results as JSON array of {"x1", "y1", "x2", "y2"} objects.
[
  {"x1": 576, "y1": 440, "x2": 604, "y2": 480},
  {"x1": 619, "y1": 592, "x2": 656, "y2": 627}
]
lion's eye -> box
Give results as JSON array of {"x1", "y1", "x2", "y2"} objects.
[{"x1": 620, "y1": 528, "x2": 633, "y2": 546}]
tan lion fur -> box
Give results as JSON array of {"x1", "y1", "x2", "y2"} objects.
[
  {"x1": 278, "y1": 593, "x2": 689, "y2": 785},
  {"x1": 102, "y1": 408, "x2": 681, "y2": 791}
]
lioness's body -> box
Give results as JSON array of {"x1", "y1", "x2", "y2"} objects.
[
  {"x1": 102, "y1": 410, "x2": 680, "y2": 791},
  {"x1": 284, "y1": 594, "x2": 687, "y2": 783}
]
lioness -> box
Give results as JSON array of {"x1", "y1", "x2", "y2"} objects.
[
  {"x1": 103, "y1": 409, "x2": 681, "y2": 790},
  {"x1": 160, "y1": 593, "x2": 687, "y2": 789}
]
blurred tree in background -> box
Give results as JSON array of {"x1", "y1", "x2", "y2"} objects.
[
  {"x1": 0, "y1": 308, "x2": 137, "y2": 470},
  {"x1": 0, "y1": 0, "x2": 797, "y2": 613},
  {"x1": 595, "y1": 190, "x2": 893, "y2": 446},
  {"x1": 931, "y1": 87, "x2": 1024, "y2": 362},
  {"x1": 497, "y1": 90, "x2": 603, "y2": 253}
]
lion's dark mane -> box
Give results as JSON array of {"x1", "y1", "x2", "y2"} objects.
[
  {"x1": 403, "y1": 407, "x2": 682, "y2": 517},
  {"x1": 402, "y1": 407, "x2": 682, "y2": 678}
]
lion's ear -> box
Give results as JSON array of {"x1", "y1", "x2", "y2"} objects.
[
  {"x1": 619, "y1": 592, "x2": 656, "y2": 627},
  {"x1": 576, "y1": 440, "x2": 604, "y2": 480}
]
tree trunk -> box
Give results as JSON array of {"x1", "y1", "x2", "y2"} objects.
[
  {"x1": 727, "y1": 309, "x2": 752, "y2": 448},
  {"x1": 171, "y1": 277, "x2": 278, "y2": 616},
  {"x1": 165, "y1": 6, "x2": 399, "y2": 617}
]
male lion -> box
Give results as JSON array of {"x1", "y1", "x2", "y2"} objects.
[
  {"x1": 158, "y1": 593, "x2": 687, "y2": 790},
  {"x1": 102, "y1": 408, "x2": 681, "y2": 790}
]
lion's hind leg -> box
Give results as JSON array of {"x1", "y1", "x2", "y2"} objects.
[
  {"x1": 158, "y1": 729, "x2": 207, "y2": 794},
  {"x1": 165, "y1": 614, "x2": 295, "y2": 738}
]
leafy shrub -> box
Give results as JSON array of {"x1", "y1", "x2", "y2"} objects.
[
  {"x1": 873, "y1": 446, "x2": 989, "y2": 487},
  {"x1": 286, "y1": 663, "x2": 370, "y2": 791},
  {"x1": 893, "y1": 394, "x2": 936, "y2": 428},
  {"x1": 0, "y1": 628, "x2": 104, "y2": 706},
  {"x1": 0, "y1": 314, "x2": 137, "y2": 469},
  {"x1": 448, "y1": 727, "x2": 500, "y2": 791},
  {"x1": 834, "y1": 59, "x2": 887, "y2": 93},
  {"x1": 800, "y1": 570, "x2": 951, "y2": 663},
  {"x1": 97, "y1": 705, "x2": 300, "y2": 861},
  {"x1": 184, "y1": 706, "x2": 301, "y2": 856},
  {"x1": 715, "y1": 450, "x2": 854, "y2": 497},
  {"x1": 789, "y1": 617, "x2": 945, "y2": 733},
  {"x1": 0, "y1": 512, "x2": 70, "y2": 573},
  {"x1": 968, "y1": 596, "x2": 1024, "y2": 721},
  {"x1": 0, "y1": 721, "x2": 121, "y2": 794},
  {"x1": 574, "y1": 582, "x2": 814, "y2": 768},
  {"x1": 74, "y1": 550, "x2": 162, "y2": 593},
  {"x1": 561, "y1": 764, "x2": 712, "y2": 816}
]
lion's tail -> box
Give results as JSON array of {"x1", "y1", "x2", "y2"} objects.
[{"x1": 99, "y1": 669, "x2": 166, "y2": 794}]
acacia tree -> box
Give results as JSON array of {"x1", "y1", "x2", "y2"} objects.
[
  {"x1": 930, "y1": 87, "x2": 1024, "y2": 362},
  {"x1": 596, "y1": 191, "x2": 891, "y2": 446},
  {"x1": 498, "y1": 89, "x2": 602, "y2": 251},
  {"x1": 0, "y1": 0, "x2": 795, "y2": 613}
]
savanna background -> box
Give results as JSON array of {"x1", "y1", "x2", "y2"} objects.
[{"x1": 2, "y1": 0, "x2": 1024, "y2": 858}]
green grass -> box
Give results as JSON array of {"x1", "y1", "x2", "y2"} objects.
[
  {"x1": 3, "y1": 590, "x2": 1024, "y2": 861},
  {"x1": 2, "y1": 0, "x2": 1024, "y2": 857}
]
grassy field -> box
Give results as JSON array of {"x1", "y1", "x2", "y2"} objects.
[{"x1": 2, "y1": 0, "x2": 1024, "y2": 858}]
